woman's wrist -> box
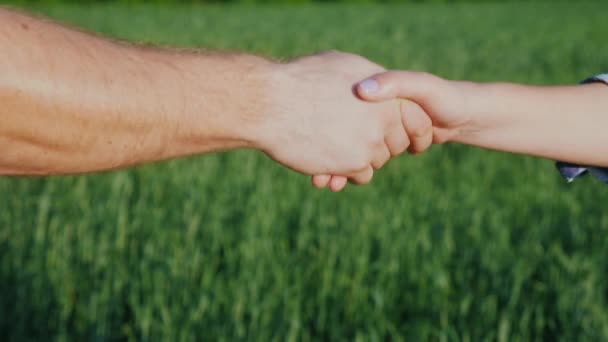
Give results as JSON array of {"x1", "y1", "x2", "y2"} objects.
[
  {"x1": 441, "y1": 80, "x2": 494, "y2": 145},
  {"x1": 444, "y1": 81, "x2": 608, "y2": 165},
  {"x1": 444, "y1": 81, "x2": 540, "y2": 157}
]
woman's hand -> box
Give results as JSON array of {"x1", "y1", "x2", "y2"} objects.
[
  {"x1": 356, "y1": 71, "x2": 474, "y2": 144},
  {"x1": 354, "y1": 71, "x2": 608, "y2": 170},
  {"x1": 311, "y1": 71, "x2": 462, "y2": 192}
]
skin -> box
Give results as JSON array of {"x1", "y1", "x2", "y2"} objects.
[
  {"x1": 0, "y1": 8, "x2": 433, "y2": 186},
  {"x1": 315, "y1": 71, "x2": 608, "y2": 188},
  {"x1": 354, "y1": 71, "x2": 608, "y2": 166},
  {"x1": 311, "y1": 95, "x2": 432, "y2": 192}
]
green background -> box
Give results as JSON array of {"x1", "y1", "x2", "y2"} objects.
[
  {"x1": 5, "y1": 0, "x2": 569, "y2": 4},
  {"x1": 1, "y1": 1, "x2": 608, "y2": 341}
]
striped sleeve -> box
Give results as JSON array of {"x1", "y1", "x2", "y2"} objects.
[{"x1": 556, "y1": 74, "x2": 608, "y2": 183}]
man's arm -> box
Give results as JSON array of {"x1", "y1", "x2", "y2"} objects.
[
  {"x1": 0, "y1": 8, "x2": 269, "y2": 175},
  {"x1": 0, "y1": 8, "x2": 430, "y2": 187}
]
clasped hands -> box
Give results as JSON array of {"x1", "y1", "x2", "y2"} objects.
[{"x1": 254, "y1": 51, "x2": 469, "y2": 192}]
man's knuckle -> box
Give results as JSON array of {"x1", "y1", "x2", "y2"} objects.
[
  {"x1": 355, "y1": 159, "x2": 369, "y2": 172},
  {"x1": 347, "y1": 152, "x2": 368, "y2": 172},
  {"x1": 396, "y1": 142, "x2": 409, "y2": 156},
  {"x1": 368, "y1": 127, "x2": 385, "y2": 146},
  {"x1": 355, "y1": 174, "x2": 371, "y2": 185},
  {"x1": 408, "y1": 145, "x2": 424, "y2": 155},
  {"x1": 409, "y1": 115, "x2": 432, "y2": 138}
]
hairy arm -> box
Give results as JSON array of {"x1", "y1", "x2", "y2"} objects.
[
  {"x1": 0, "y1": 8, "x2": 270, "y2": 175},
  {"x1": 1, "y1": 7, "x2": 419, "y2": 186}
]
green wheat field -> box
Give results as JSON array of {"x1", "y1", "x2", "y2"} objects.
[{"x1": 1, "y1": 2, "x2": 608, "y2": 341}]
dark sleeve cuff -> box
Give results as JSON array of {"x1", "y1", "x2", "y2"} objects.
[
  {"x1": 556, "y1": 162, "x2": 608, "y2": 183},
  {"x1": 556, "y1": 74, "x2": 608, "y2": 183}
]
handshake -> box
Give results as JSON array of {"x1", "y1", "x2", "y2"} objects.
[
  {"x1": 2, "y1": 8, "x2": 604, "y2": 180},
  {"x1": 254, "y1": 51, "x2": 469, "y2": 192}
]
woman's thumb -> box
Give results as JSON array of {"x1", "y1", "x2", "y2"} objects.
[{"x1": 356, "y1": 71, "x2": 434, "y2": 103}]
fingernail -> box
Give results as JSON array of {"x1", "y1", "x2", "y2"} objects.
[{"x1": 358, "y1": 79, "x2": 379, "y2": 95}]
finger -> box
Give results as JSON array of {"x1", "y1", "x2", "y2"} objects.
[
  {"x1": 328, "y1": 176, "x2": 348, "y2": 192},
  {"x1": 311, "y1": 174, "x2": 331, "y2": 189},
  {"x1": 356, "y1": 71, "x2": 440, "y2": 103},
  {"x1": 400, "y1": 99, "x2": 433, "y2": 154},
  {"x1": 385, "y1": 118, "x2": 411, "y2": 157},
  {"x1": 349, "y1": 165, "x2": 374, "y2": 185},
  {"x1": 370, "y1": 139, "x2": 391, "y2": 170}
]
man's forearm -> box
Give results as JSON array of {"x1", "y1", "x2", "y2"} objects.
[
  {"x1": 0, "y1": 8, "x2": 272, "y2": 175},
  {"x1": 454, "y1": 82, "x2": 608, "y2": 166}
]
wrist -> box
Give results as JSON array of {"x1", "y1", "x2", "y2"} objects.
[
  {"x1": 244, "y1": 61, "x2": 295, "y2": 154},
  {"x1": 218, "y1": 56, "x2": 280, "y2": 151},
  {"x1": 427, "y1": 79, "x2": 481, "y2": 144},
  {"x1": 446, "y1": 81, "x2": 553, "y2": 155},
  {"x1": 239, "y1": 59, "x2": 285, "y2": 152},
  {"x1": 164, "y1": 53, "x2": 278, "y2": 154},
  {"x1": 446, "y1": 80, "x2": 501, "y2": 145}
]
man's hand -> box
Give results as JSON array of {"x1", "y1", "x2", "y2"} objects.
[{"x1": 255, "y1": 52, "x2": 433, "y2": 191}]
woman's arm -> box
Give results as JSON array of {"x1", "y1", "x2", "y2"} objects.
[
  {"x1": 453, "y1": 80, "x2": 608, "y2": 167},
  {"x1": 356, "y1": 72, "x2": 608, "y2": 179}
]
